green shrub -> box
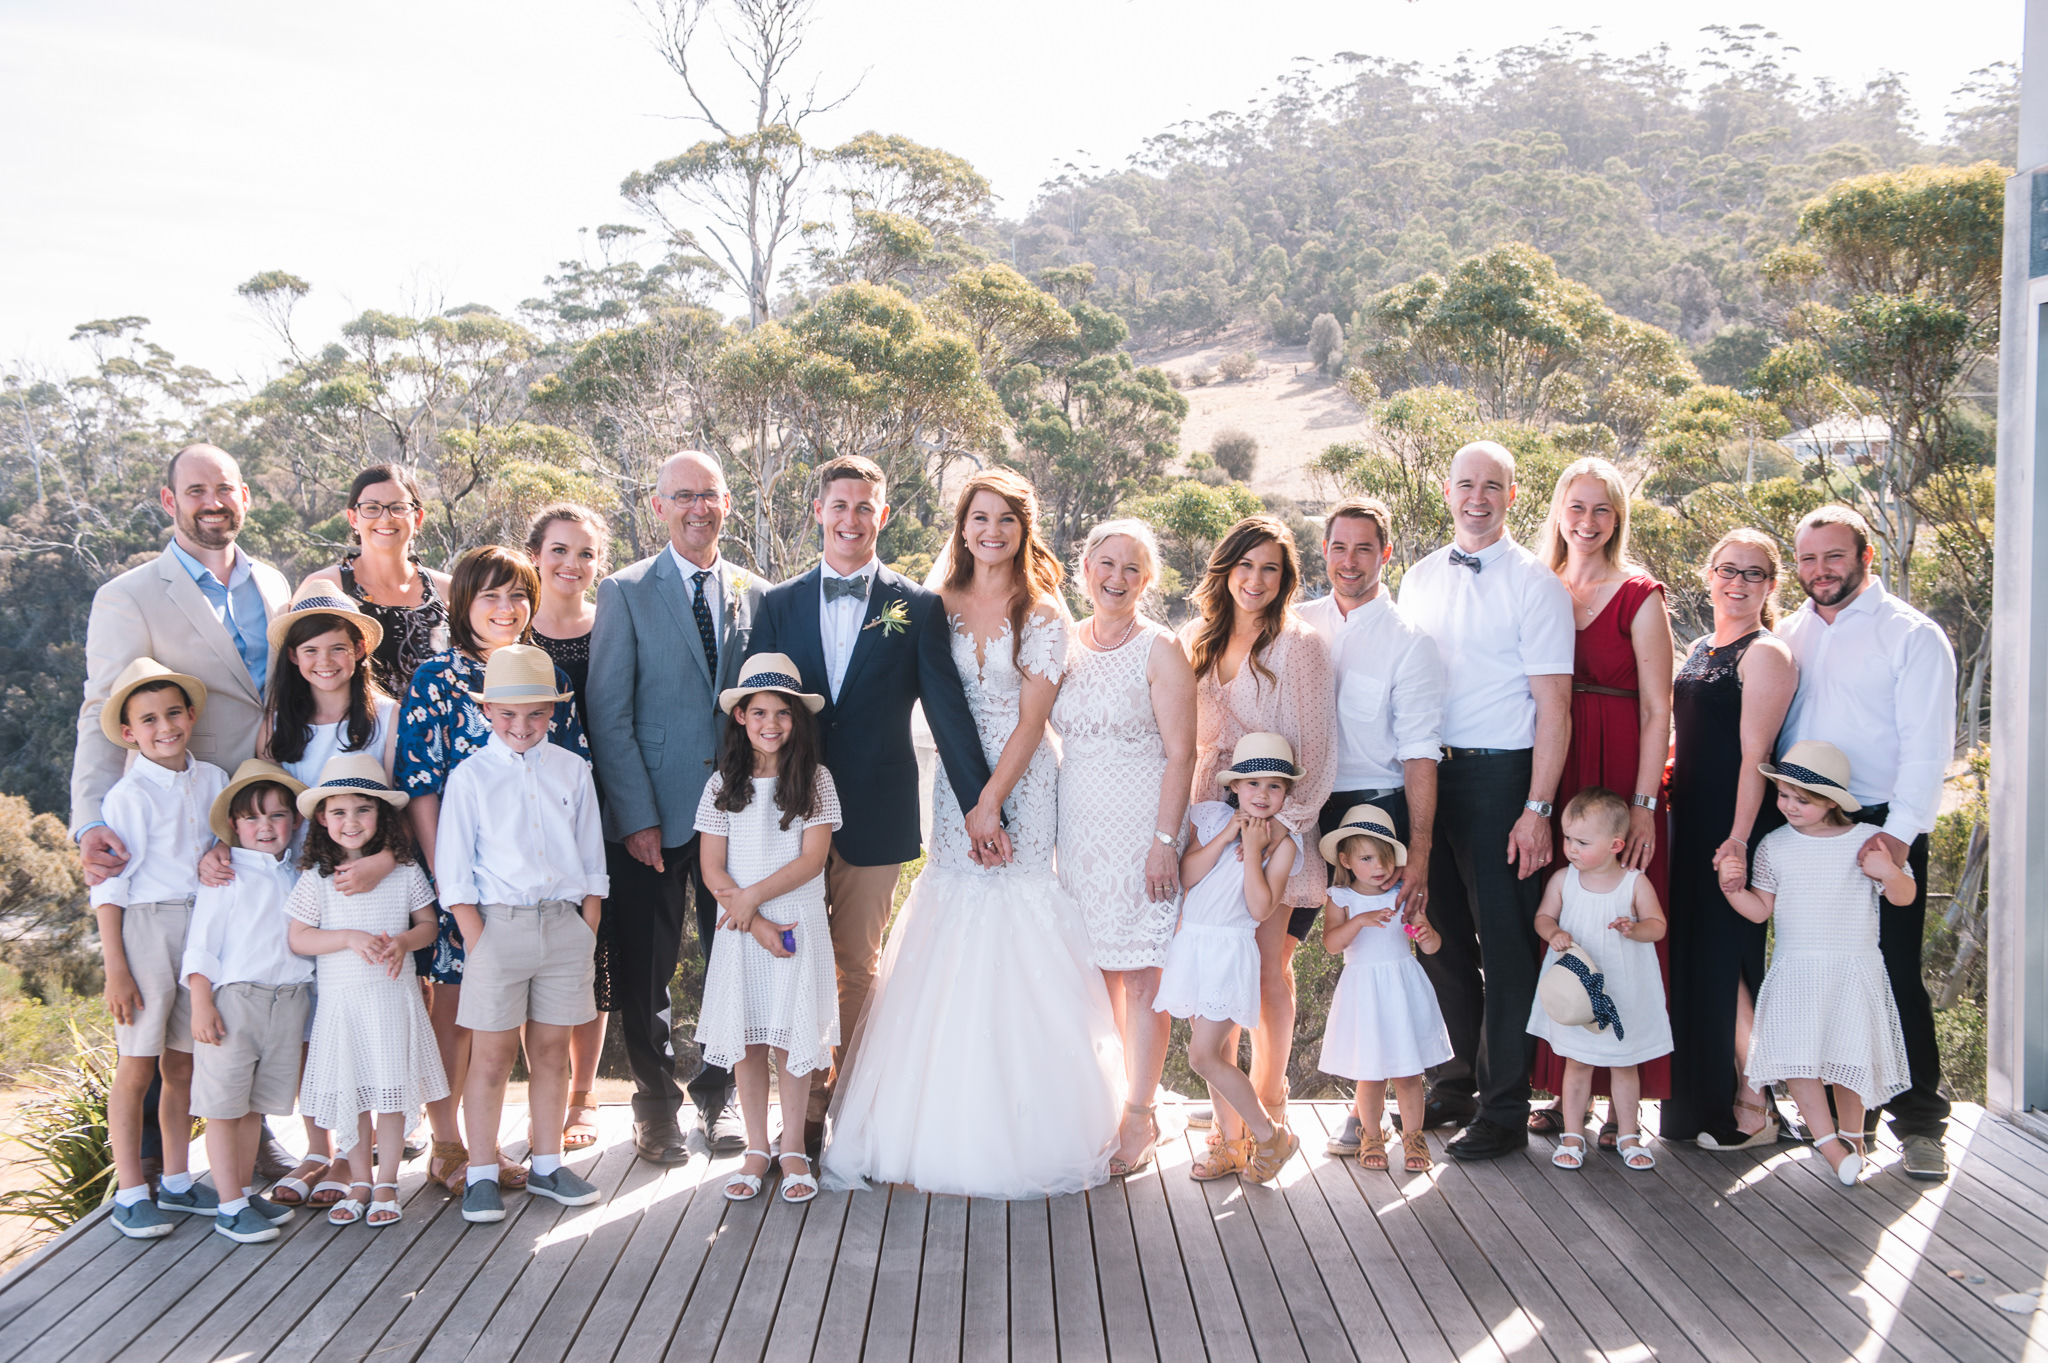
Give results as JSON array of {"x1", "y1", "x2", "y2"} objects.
[
  {"x1": 0, "y1": 1022, "x2": 118, "y2": 1234},
  {"x1": 1217, "y1": 351, "x2": 1260, "y2": 382},
  {"x1": 1935, "y1": 999, "x2": 1987, "y2": 1105},
  {"x1": 0, "y1": 964, "x2": 109, "y2": 1085},
  {"x1": 1212, "y1": 429, "x2": 1259, "y2": 483}
]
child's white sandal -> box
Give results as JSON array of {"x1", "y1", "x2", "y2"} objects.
[
  {"x1": 270, "y1": 1152, "x2": 329, "y2": 1206},
  {"x1": 1816, "y1": 1131, "x2": 1863, "y2": 1186},
  {"x1": 725, "y1": 1150, "x2": 771, "y2": 1202},
  {"x1": 327, "y1": 1183, "x2": 372, "y2": 1226},
  {"x1": 367, "y1": 1184, "x2": 402, "y2": 1227},
  {"x1": 1552, "y1": 1133, "x2": 1586, "y2": 1170},
  {"x1": 779, "y1": 1154, "x2": 819, "y2": 1203},
  {"x1": 1616, "y1": 1133, "x2": 1656, "y2": 1171}
]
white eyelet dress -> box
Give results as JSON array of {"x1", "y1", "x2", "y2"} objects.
[
  {"x1": 1153, "y1": 801, "x2": 1298, "y2": 1029},
  {"x1": 691, "y1": 769, "x2": 843, "y2": 1076}
]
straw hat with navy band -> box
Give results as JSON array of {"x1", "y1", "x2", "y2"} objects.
[
  {"x1": 1318, "y1": 803, "x2": 1409, "y2": 867},
  {"x1": 297, "y1": 752, "x2": 410, "y2": 818},
  {"x1": 210, "y1": 758, "x2": 308, "y2": 844},
  {"x1": 265, "y1": 584, "x2": 386, "y2": 656},
  {"x1": 720, "y1": 652, "x2": 825, "y2": 714},
  {"x1": 471, "y1": 643, "x2": 573, "y2": 705},
  {"x1": 101, "y1": 656, "x2": 209, "y2": 749},
  {"x1": 1758, "y1": 739, "x2": 1863, "y2": 814},
  {"x1": 1219, "y1": 731, "x2": 1305, "y2": 785}
]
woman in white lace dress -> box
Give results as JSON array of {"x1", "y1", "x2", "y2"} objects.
[
  {"x1": 822, "y1": 470, "x2": 1124, "y2": 1199},
  {"x1": 1053, "y1": 520, "x2": 1195, "y2": 1177}
]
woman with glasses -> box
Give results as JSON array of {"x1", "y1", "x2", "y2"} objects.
[
  {"x1": 301, "y1": 465, "x2": 451, "y2": 695},
  {"x1": 1663, "y1": 530, "x2": 1797, "y2": 1147}
]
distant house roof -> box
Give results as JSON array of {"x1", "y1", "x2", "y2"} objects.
[{"x1": 1784, "y1": 416, "x2": 1891, "y2": 452}]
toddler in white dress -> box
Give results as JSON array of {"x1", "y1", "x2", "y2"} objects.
[
  {"x1": 1315, "y1": 804, "x2": 1450, "y2": 1174},
  {"x1": 1155, "y1": 732, "x2": 1304, "y2": 1185},
  {"x1": 1721, "y1": 741, "x2": 1913, "y2": 1186},
  {"x1": 1526, "y1": 788, "x2": 1671, "y2": 1172},
  {"x1": 693, "y1": 655, "x2": 842, "y2": 1205}
]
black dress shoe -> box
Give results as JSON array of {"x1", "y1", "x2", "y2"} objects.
[
  {"x1": 632, "y1": 1115, "x2": 692, "y2": 1165},
  {"x1": 254, "y1": 1129, "x2": 296, "y2": 1181},
  {"x1": 701, "y1": 1102, "x2": 747, "y2": 1155},
  {"x1": 1446, "y1": 1116, "x2": 1529, "y2": 1162}
]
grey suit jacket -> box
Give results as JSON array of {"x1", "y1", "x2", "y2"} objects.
[
  {"x1": 71, "y1": 545, "x2": 292, "y2": 833},
  {"x1": 586, "y1": 550, "x2": 767, "y2": 846}
]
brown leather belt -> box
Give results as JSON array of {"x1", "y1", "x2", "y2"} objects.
[{"x1": 1573, "y1": 683, "x2": 1638, "y2": 699}]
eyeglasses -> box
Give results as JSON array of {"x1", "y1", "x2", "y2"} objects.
[
  {"x1": 1711, "y1": 564, "x2": 1773, "y2": 584},
  {"x1": 353, "y1": 501, "x2": 419, "y2": 520},
  {"x1": 660, "y1": 490, "x2": 724, "y2": 508}
]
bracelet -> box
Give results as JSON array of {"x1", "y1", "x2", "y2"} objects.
[
  {"x1": 1153, "y1": 829, "x2": 1176, "y2": 848},
  {"x1": 1632, "y1": 793, "x2": 1659, "y2": 811}
]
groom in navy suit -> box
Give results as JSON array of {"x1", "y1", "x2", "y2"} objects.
[{"x1": 747, "y1": 454, "x2": 1006, "y2": 1154}]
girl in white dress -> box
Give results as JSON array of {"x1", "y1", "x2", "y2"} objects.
[
  {"x1": 1527, "y1": 788, "x2": 1672, "y2": 1172},
  {"x1": 693, "y1": 654, "x2": 842, "y2": 1205},
  {"x1": 1156, "y1": 732, "x2": 1303, "y2": 1185},
  {"x1": 1316, "y1": 805, "x2": 1449, "y2": 1174},
  {"x1": 285, "y1": 756, "x2": 448, "y2": 1227},
  {"x1": 1721, "y1": 741, "x2": 1914, "y2": 1186}
]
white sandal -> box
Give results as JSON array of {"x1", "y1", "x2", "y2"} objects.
[
  {"x1": 1552, "y1": 1133, "x2": 1586, "y2": 1170},
  {"x1": 366, "y1": 1183, "x2": 402, "y2": 1227},
  {"x1": 1616, "y1": 1132, "x2": 1656, "y2": 1170},
  {"x1": 779, "y1": 1153, "x2": 819, "y2": 1203},
  {"x1": 725, "y1": 1150, "x2": 771, "y2": 1202},
  {"x1": 1816, "y1": 1131, "x2": 1864, "y2": 1186},
  {"x1": 270, "y1": 1152, "x2": 329, "y2": 1206},
  {"x1": 327, "y1": 1182, "x2": 372, "y2": 1226}
]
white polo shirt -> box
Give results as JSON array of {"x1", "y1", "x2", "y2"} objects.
[
  {"x1": 1778, "y1": 580, "x2": 1956, "y2": 842},
  {"x1": 1398, "y1": 536, "x2": 1574, "y2": 750},
  {"x1": 1299, "y1": 591, "x2": 1445, "y2": 790}
]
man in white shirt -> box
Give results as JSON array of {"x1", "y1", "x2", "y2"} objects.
[
  {"x1": 1399, "y1": 441, "x2": 1575, "y2": 1161},
  {"x1": 1300, "y1": 496, "x2": 1446, "y2": 1154},
  {"x1": 586, "y1": 450, "x2": 767, "y2": 1163},
  {"x1": 1779, "y1": 505, "x2": 1957, "y2": 1180}
]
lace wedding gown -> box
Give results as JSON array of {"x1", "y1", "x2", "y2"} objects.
[{"x1": 821, "y1": 611, "x2": 1125, "y2": 1198}]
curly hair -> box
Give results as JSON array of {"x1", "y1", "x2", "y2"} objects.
[
  {"x1": 1187, "y1": 515, "x2": 1300, "y2": 687},
  {"x1": 941, "y1": 468, "x2": 1064, "y2": 664},
  {"x1": 300, "y1": 795, "x2": 419, "y2": 877},
  {"x1": 713, "y1": 693, "x2": 824, "y2": 831}
]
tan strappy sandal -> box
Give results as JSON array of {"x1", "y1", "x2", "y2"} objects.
[
  {"x1": 1357, "y1": 1127, "x2": 1390, "y2": 1171},
  {"x1": 1190, "y1": 1136, "x2": 1251, "y2": 1182},
  {"x1": 428, "y1": 1141, "x2": 469, "y2": 1193},
  {"x1": 1402, "y1": 1130, "x2": 1433, "y2": 1172},
  {"x1": 1243, "y1": 1123, "x2": 1299, "y2": 1184},
  {"x1": 564, "y1": 1091, "x2": 600, "y2": 1152},
  {"x1": 1110, "y1": 1102, "x2": 1159, "y2": 1177}
]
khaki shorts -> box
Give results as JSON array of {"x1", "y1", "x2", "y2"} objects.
[
  {"x1": 191, "y1": 982, "x2": 313, "y2": 1119},
  {"x1": 455, "y1": 902, "x2": 597, "y2": 1033},
  {"x1": 115, "y1": 900, "x2": 193, "y2": 1058}
]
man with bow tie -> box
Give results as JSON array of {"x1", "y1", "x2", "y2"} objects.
[{"x1": 1398, "y1": 440, "x2": 1574, "y2": 1162}]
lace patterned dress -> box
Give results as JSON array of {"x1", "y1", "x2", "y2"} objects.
[
  {"x1": 822, "y1": 610, "x2": 1125, "y2": 1199},
  {"x1": 1053, "y1": 617, "x2": 1178, "y2": 971}
]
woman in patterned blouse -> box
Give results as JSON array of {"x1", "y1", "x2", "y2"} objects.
[
  {"x1": 394, "y1": 544, "x2": 586, "y2": 1192},
  {"x1": 301, "y1": 464, "x2": 451, "y2": 696}
]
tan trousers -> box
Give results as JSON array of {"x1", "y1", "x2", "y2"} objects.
[{"x1": 809, "y1": 850, "x2": 903, "y2": 1122}]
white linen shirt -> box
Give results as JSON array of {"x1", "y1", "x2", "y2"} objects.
[
  {"x1": 1398, "y1": 537, "x2": 1574, "y2": 749},
  {"x1": 1778, "y1": 581, "x2": 1957, "y2": 842},
  {"x1": 433, "y1": 735, "x2": 609, "y2": 907},
  {"x1": 90, "y1": 755, "x2": 229, "y2": 909},
  {"x1": 819, "y1": 557, "x2": 880, "y2": 700},
  {"x1": 1299, "y1": 591, "x2": 1445, "y2": 790},
  {"x1": 181, "y1": 849, "x2": 312, "y2": 988}
]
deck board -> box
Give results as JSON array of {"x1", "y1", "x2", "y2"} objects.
[{"x1": 1, "y1": 1100, "x2": 2038, "y2": 1361}]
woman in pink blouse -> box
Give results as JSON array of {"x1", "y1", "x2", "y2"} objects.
[{"x1": 1181, "y1": 516, "x2": 1337, "y2": 1147}]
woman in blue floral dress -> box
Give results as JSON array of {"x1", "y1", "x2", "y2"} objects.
[{"x1": 395, "y1": 544, "x2": 586, "y2": 1191}]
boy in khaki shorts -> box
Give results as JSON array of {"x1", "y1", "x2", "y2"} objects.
[
  {"x1": 437, "y1": 645, "x2": 607, "y2": 1223},
  {"x1": 91, "y1": 658, "x2": 231, "y2": 1239},
  {"x1": 185, "y1": 760, "x2": 315, "y2": 1244}
]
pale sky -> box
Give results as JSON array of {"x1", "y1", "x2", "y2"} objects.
[{"x1": 0, "y1": 0, "x2": 2025, "y2": 385}]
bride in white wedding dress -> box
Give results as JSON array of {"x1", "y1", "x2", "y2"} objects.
[{"x1": 821, "y1": 469, "x2": 1125, "y2": 1199}]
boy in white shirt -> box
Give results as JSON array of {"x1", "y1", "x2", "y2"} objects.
[
  {"x1": 91, "y1": 658, "x2": 231, "y2": 1238},
  {"x1": 185, "y1": 760, "x2": 316, "y2": 1244},
  {"x1": 438, "y1": 644, "x2": 608, "y2": 1223}
]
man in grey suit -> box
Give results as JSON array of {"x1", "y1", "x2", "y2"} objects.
[{"x1": 587, "y1": 450, "x2": 765, "y2": 1164}]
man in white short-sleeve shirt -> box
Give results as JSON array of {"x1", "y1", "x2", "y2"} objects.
[{"x1": 1398, "y1": 441, "x2": 1574, "y2": 1161}]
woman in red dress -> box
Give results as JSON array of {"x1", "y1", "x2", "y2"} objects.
[{"x1": 1526, "y1": 457, "x2": 1675, "y2": 1146}]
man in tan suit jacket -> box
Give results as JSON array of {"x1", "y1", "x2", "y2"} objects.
[{"x1": 71, "y1": 444, "x2": 292, "y2": 882}]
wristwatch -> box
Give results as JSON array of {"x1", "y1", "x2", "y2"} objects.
[
  {"x1": 1154, "y1": 829, "x2": 1177, "y2": 847},
  {"x1": 1524, "y1": 799, "x2": 1554, "y2": 818},
  {"x1": 1632, "y1": 793, "x2": 1660, "y2": 811}
]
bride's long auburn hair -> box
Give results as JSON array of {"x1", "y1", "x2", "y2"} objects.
[
  {"x1": 941, "y1": 468, "x2": 1064, "y2": 663},
  {"x1": 1187, "y1": 515, "x2": 1300, "y2": 689}
]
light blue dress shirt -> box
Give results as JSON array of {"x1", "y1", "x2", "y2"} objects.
[{"x1": 166, "y1": 538, "x2": 269, "y2": 692}]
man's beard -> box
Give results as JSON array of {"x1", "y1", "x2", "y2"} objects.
[
  {"x1": 1802, "y1": 561, "x2": 1865, "y2": 608},
  {"x1": 180, "y1": 506, "x2": 243, "y2": 550}
]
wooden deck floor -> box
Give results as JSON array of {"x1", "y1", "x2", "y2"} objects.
[{"x1": 2, "y1": 1100, "x2": 2045, "y2": 1361}]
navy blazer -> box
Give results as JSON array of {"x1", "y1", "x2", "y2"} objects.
[{"x1": 748, "y1": 565, "x2": 992, "y2": 867}]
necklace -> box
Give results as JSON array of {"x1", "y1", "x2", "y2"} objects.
[{"x1": 1091, "y1": 612, "x2": 1138, "y2": 651}]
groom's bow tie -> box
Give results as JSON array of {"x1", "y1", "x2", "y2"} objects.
[
  {"x1": 1448, "y1": 548, "x2": 1484, "y2": 573},
  {"x1": 824, "y1": 573, "x2": 871, "y2": 604}
]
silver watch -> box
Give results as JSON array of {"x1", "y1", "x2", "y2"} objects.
[
  {"x1": 1154, "y1": 829, "x2": 1177, "y2": 847},
  {"x1": 1524, "y1": 799, "x2": 1554, "y2": 818},
  {"x1": 1633, "y1": 793, "x2": 1660, "y2": 811}
]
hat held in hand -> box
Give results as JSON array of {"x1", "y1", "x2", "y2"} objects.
[
  {"x1": 1540, "y1": 946, "x2": 1626, "y2": 1039},
  {"x1": 1758, "y1": 740, "x2": 1861, "y2": 813},
  {"x1": 474, "y1": 643, "x2": 572, "y2": 705}
]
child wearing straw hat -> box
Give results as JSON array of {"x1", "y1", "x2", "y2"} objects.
[
  {"x1": 91, "y1": 656, "x2": 229, "y2": 1239},
  {"x1": 434, "y1": 643, "x2": 608, "y2": 1223},
  {"x1": 1154, "y1": 732, "x2": 1305, "y2": 1186},
  {"x1": 692, "y1": 653, "x2": 842, "y2": 1205},
  {"x1": 1316, "y1": 804, "x2": 1449, "y2": 1174},
  {"x1": 184, "y1": 759, "x2": 313, "y2": 1244},
  {"x1": 1720, "y1": 740, "x2": 1914, "y2": 1186}
]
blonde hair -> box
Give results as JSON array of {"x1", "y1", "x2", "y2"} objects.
[
  {"x1": 1332, "y1": 832, "x2": 1399, "y2": 886},
  {"x1": 1075, "y1": 518, "x2": 1162, "y2": 616},
  {"x1": 1705, "y1": 527, "x2": 1783, "y2": 628},
  {"x1": 1537, "y1": 457, "x2": 1635, "y2": 573}
]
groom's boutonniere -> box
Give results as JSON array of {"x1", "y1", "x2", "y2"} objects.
[{"x1": 864, "y1": 599, "x2": 911, "y2": 637}]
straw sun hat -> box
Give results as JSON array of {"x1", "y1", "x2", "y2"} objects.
[
  {"x1": 265, "y1": 584, "x2": 386, "y2": 655},
  {"x1": 1317, "y1": 803, "x2": 1409, "y2": 867},
  {"x1": 1220, "y1": 732, "x2": 1305, "y2": 784},
  {"x1": 1540, "y1": 946, "x2": 1627, "y2": 1038},
  {"x1": 101, "y1": 656, "x2": 208, "y2": 748},
  {"x1": 472, "y1": 643, "x2": 572, "y2": 705},
  {"x1": 719, "y1": 653, "x2": 825, "y2": 714},
  {"x1": 296, "y1": 753, "x2": 410, "y2": 818},
  {"x1": 208, "y1": 759, "x2": 307, "y2": 844},
  {"x1": 1758, "y1": 739, "x2": 1862, "y2": 814}
]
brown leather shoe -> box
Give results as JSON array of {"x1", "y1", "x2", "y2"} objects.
[{"x1": 633, "y1": 1115, "x2": 691, "y2": 1165}]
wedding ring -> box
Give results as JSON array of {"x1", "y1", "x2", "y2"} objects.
[{"x1": 983, "y1": 840, "x2": 997, "y2": 850}]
